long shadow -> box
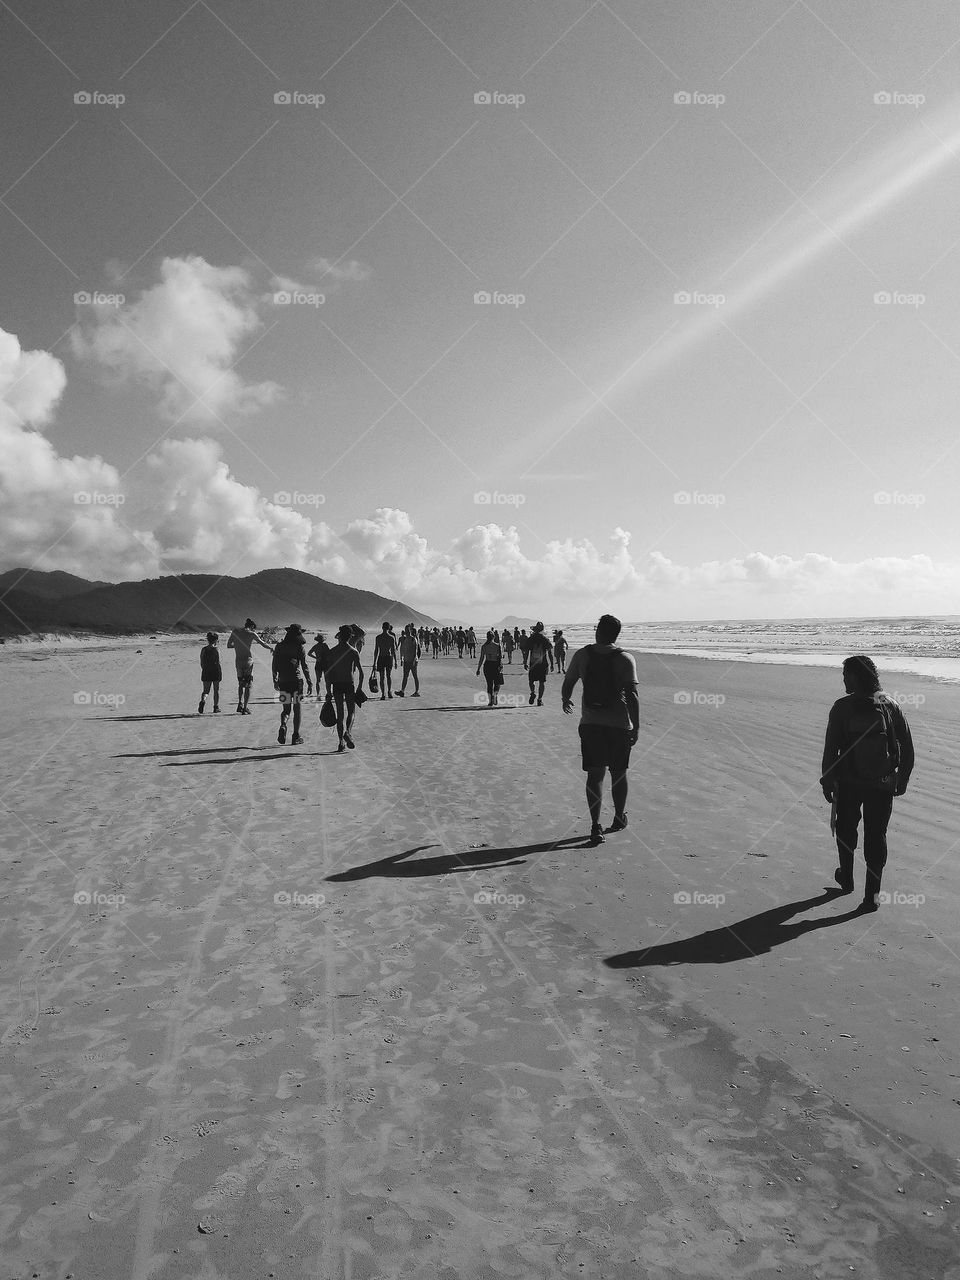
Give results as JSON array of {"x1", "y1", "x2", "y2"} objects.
[
  {"x1": 164, "y1": 750, "x2": 341, "y2": 766},
  {"x1": 398, "y1": 705, "x2": 520, "y2": 713},
  {"x1": 605, "y1": 889, "x2": 871, "y2": 968},
  {"x1": 116, "y1": 745, "x2": 266, "y2": 758},
  {"x1": 99, "y1": 713, "x2": 199, "y2": 721},
  {"x1": 328, "y1": 836, "x2": 587, "y2": 882}
]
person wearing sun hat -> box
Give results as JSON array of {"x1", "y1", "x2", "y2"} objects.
[
  {"x1": 272, "y1": 624, "x2": 312, "y2": 745},
  {"x1": 323, "y1": 624, "x2": 364, "y2": 751}
]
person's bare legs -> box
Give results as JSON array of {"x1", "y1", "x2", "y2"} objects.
[
  {"x1": 610, "y1": 770, "x2": 628, "y2": 826},
  {"x1": 586, "y1": 766, "x2": 605, "y2": 843}
]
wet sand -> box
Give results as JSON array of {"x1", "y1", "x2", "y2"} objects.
[{"x1": 1, "y1": 641, "x2": 958, "y2": 1279}]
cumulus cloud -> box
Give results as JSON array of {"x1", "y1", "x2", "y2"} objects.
[{"x1": 71, "y1": 255, "x2": 281, "y2": 423}]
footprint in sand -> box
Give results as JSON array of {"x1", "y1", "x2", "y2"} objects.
[{"x1": 276, "y1": 1069, "x2": 306, "y2": 1099}]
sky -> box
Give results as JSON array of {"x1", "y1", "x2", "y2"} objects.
[{"x1": 3, "y1": 0, "x2": 960, "y2": 621}]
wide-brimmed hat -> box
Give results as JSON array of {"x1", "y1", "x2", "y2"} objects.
[{"x1": 336, "y1": 624, "x2": 353, "y2": 639}]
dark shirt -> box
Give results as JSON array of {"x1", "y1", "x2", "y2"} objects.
[
  {"x1": 272, "y1": 638, "x2": 309, "y2": 686},
  {"x1": 200, "y1": 644, "x2": 222, "y2": 679},
  {"x1": 820, "y1": 692, "x2": 914, "y2": 791}
]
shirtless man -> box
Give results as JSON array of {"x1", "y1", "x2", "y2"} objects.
[
  {"x1": 324, "y1": 624, "x2": 364, "y2": 751},
  {"x1": 227, "y1": 618, "x2": 274, "y2": 714},
  {"x1": 525, "y1": 622, "x2": 554, "y2": 706},
  {"x1": 397, "y1": 624, "x2": 422, "y2": 697},
  {"x1": 374, "y1": 622, "x2": 399, "y2": 699},
  {"x1": 272, "y1": 624, "x2": 312, "y2": 744}
]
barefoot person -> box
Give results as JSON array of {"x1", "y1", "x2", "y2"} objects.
[
  {"x1": 820, "y1": 655, "x2": 914, "y2": 911},
  {"x1": 397, "y1": 624, "x2": 422, "y2": 697},
  {"x1": 502, "y1": 629, "x2": 515, "y2": 665},
  {"x1": 373, "y1": 622, "x2": 399, "y2": 700},
  {"x1": 561, "y1": 614, "x2": 640, "y2": 846},
  {"x1": 307, "y1": 632, "x2": 329, "y2": 700},
  {"x1": 324, "y1": 624, "x2": 364, "y2": 751},
  {"x1": 198, "y1": 632, "x2": 222, "y2": 714},
  {"x1": 525, "y1": 621, "x2": 554, "y2": 706},
  {"x1": 272, "y1": 624, "x2": 312, "y2": 745},
  {"x1": 227, "y1": 618, "x2": 274, "y2": 714},
  {"x1": 476, "y1": 630, "x2": 503, "y2": 707},
  {"x1": 554, "y1": 629, "x2": 568, "y2": 673}
]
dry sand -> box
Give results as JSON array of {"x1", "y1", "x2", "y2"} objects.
[{"x1": 1, "y1": 640, "x2": 958, "y2": 1280}]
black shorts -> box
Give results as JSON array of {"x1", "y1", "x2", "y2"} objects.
[
  {"x1": 528, "y1": 660, "x2": 548, "y2": 680},
  {"x1": 579, "y1": 724, "x2": 632, "y2": 773},
  {"x1": 277, "y1": 680, "x2": 304, "y2": 702},
  {"x1": 236, "y1": 665, "x2": 254, "y2": 687}
]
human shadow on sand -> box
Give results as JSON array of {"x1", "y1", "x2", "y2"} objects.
[
  {"x1": 328, "y1": 836, "x2": 586, "y2": 882},
  {"x1": 164, "y1": 749, "x2": 341, "y2": 765},
  {"x1": 115, "y1": 745, "x2": 266, "y2": 758},
  {"x1": 99, "y1": 713, "x2": 200, "y2": 721},
  {"x1": 605, "y1": 888, "x2": 871, "y2": 969}
]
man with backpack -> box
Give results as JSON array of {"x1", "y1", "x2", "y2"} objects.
[
  {"x1": 820, "y1": 655, "x2": 914, "y2": 912},
  {"x1": 526, "y1": 621, "x2": 555, "y2": 705},
  {"x1": 561, "y1": 615, "x2": 640, "y2": 846}
]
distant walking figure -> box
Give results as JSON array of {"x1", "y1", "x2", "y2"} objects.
[
  {"x1": 374, "y1": 622, "x2": 398, "y2": 699},
  {"x1": 227, "y1": 618, "x2": 274, "y2": 714},
  {"x1": 502, "y1": 629, "x2": 515, "y2": 664},
  {"x1": 198, "y1": 632, "x2": 222, "y2": 713},
  {"x1": 561, "y1": 614, "x2": 640, "y2": 846},
  {"x1": 820, "y1": 655, "x2": 914, "y2": 911},
  {"x1": 525, "y1": 622, "x2": 554, "y2": 706},
  {"x1": 397, "y1": 624, "x2": 421, "y2": 697},
  {"x1": 272, "y1": 624, "x2": 312, "y2": 745},
  {"x1": 324, "y1": 624, "x2": 364, "y2": 751},
  {"x1": 477, "y1": 630, "x2": 503, "y2": 707},
  {"x1": 307, "y1": 632, "x2": 329, "y2": 699},
  {"x1": 554, "y1": 630, "x2": 568, "y2": 673}
]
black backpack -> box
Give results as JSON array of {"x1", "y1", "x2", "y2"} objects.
[
  {"x1": 582, "y1": 647, "x2": 626, "y2": 709},
  {"x1": 846, "y1": 696, "x2": 900, "y2": 788}
]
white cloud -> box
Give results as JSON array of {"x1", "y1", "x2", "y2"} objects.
[{"x1": 71, "y1": 255, "x2": 281, "y2": 424}]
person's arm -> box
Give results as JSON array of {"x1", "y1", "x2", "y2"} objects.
[
  {"x1": 820, "y1": 704, "x2": 843, "y2": 800},
  {"x1": 353, "y1": 651, "x2": 363, "y2": 688},
  {"x1": 307, "y1": 642, "x2": 318, "y2": 661},
  {"x1": 299, "y1": 649, "x2": 312, "y2": 690},
  {"x1": 561, "y1": 650, "x2": 581, "y2": 712},
  {"x1": 893, "y1": 705, "x2": 914, "y2": 794},
  {"x1": 271, "y1": 649, "x2": 280, "y2": 681},
  {"x1": 227, "y1": 632, "x2": 236, "y2": 650},
  {"x1": 476, "y1": 644, "x2": 484, "y2": 676},
  {"x1": 255, "y1": 631, "x2": 274, "y2": 651},
  {"x1": 625, "y1": 685, "x2": 640, "y2": 745}
]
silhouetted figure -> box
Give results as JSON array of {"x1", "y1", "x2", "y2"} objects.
[
  {"x1": 374, "y1": 622, "x2": 398, "y2": 699},
  {"x1": 227, "y1": 618, "x2": 273, "y2": 714},
  {"x1": 477, "y1": 630, "x2": 503, "y2": 707},
  {"x1": 820, "y1": 655, "x2": 914, "y2": 911},
  {"x1": 272, "y1": 623, "x2": 312, "y2": 745},
  {"x1": 325, "y1": 624, "x2": 364, "y2": 751},
  {"x1": 198, "y1": 632, "x2": 222, "y2": 714},
  {"x1": 561, "y1": 614, "x2": 639, "y2": 846},
  {"x1": 525, "y1": 621, "x2": 554, "y2": 705}
]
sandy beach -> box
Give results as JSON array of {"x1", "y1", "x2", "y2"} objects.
[{"x1": 1, "y1": 641, "x2": 958, "y2": 1279}]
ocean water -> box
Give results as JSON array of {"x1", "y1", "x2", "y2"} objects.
[{"x1": 542, "y1": 618, "x2": 960, "y2": 684}]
